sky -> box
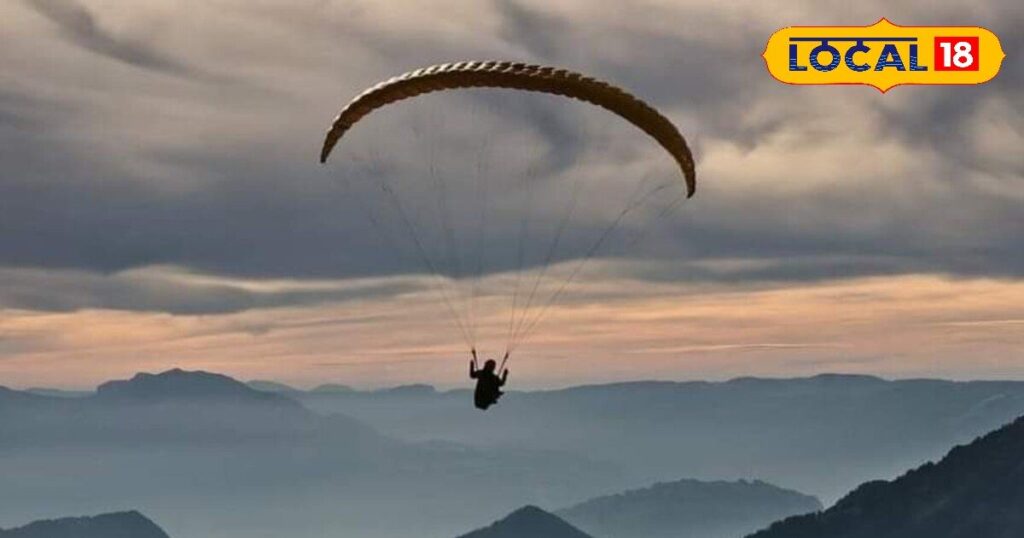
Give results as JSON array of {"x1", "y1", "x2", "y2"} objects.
[{"x1": 0, "y1": 0, "x2": 1021, "y2": 389}]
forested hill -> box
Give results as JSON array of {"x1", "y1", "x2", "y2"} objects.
[{"x1": 749, "y1": 415, "x2": 1024, "y2": 538}]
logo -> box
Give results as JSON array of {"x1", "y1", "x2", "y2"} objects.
[{"x1": 763, "y1": 19, "x2": 1005, "y2": 92}]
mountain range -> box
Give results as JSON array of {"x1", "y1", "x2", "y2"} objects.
[
  {"x1": 557, "y1": 478, "x2": 821, "y2": 538},
  {"x1": 15, "y1": 410, "x2": 1024, "y2": 538},
  {"x1": 8, "y1": 370, "x2": 1024, "y2": 538},
  {"x1": 258, "y1": 374, "x2": 1024, "y2": 502},
  {"x1": 0, "y1": 369, "x2": 619, "y2": 538}
]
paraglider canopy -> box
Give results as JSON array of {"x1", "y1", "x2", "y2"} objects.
[
  {"x1": 318, "y1": 61, "x2": 696, "y2": 358},
  {"x1": 321, "y1": 61, "x2": 695, "y2": 197}
]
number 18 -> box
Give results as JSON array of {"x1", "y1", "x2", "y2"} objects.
[{"x1": 935, "y1": 37, "x2": 979, "y2": 71}]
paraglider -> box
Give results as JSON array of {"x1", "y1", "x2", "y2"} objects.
[
  {"x1": 470, "y1": 349, "x2": 508, "y2": 410},
  {"x1": 320, "y1": 61, "x2": 696, "y2": 409}
]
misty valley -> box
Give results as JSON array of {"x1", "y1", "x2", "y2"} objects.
[{"x1": 3, "y1": 369, "x2": 1024, "y2": 538}]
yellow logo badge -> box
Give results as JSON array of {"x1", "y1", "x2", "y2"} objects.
[{"x1": 763, "y1": 19, "x2": 1005, "y2": 92}]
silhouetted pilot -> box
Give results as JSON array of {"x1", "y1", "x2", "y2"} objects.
[{"x1": 470, "y1": 349, "x2": 509, "y2": 410}]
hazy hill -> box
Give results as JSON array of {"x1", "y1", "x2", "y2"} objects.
[
  {"x1": 97, "y1": 369, "x2": 299, "y2": 407},
  {"x1": 246, "y1": 379, "x2": 356, "y2": 396},
  {"x1": 310, "y1": 383, "x2": 354, "y2": 394},
  {"x1": 558, "y1": 478, "x2": 821, "y2": 538},
  {"x1": 245, "y1": 380, "x2": 303, "y2": 396},
  {"x1": 456, "y1": 506, "x2": 591, "y2": 538},
  {"x1": 23, "y1": 388, "x2": 90, "y2": 399},
  {"x1": 0, "y1": 511, "x2": 168, "y2": 538},
  {"x1": 749, "y1": 415, "x2": 1024, "y2": 538},
  {"x1": 0, "y1": 386, "x2": 52, "y2": 406},
  {"x1": 0, "y1": 370, "x2": 620, "y2": 538},
  {"x1": 2, "y1": 368, "x2": 375, "y2": 449},
  {"x1": 285, "y1": 374, "x2": 1024, "y2": 501}
]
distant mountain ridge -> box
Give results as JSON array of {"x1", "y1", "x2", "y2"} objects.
[
  {"x1": 99, "y1": 369, "x2": 292, "y2": 405},
  {"x1": 0, "y1": 511, "x2": 168, "y2": 538},
  {"x1": 456, "y1": 506, "x2": 592, "y2": 538},
  {"x1": 749, "y1": 415, "x2": 1024, "y2": 538},
  {"x1": 310, "y1": 383, "x2": 355, "y2": 394},
  {"x1": 557, "y1": 478, "x2": 821, "y2": 538},
  {"x1": 0, "y1": 386, "x2": 50, "y2": 405},
  {"x1": 0, "y1": 369, "x2": 623, "y2": 538},
  {"x1": 0, "y1": 368, "x2": 383, "y2": 451},
  {"x1": 282, "y1": 373, "x2": 1024, "y2": 502},
  {"x1": 8, "y1": 370, "x2": 1024, "y2": 538},
  {"x1": 247, "y1": 380, "x2": 428, "y2": 396},
  {"x1": 246, "y1": 380, "x2": 303, "y2": 395},
  {"x1": 24, "y1": 388, "x2": 91, "y2": 398}
]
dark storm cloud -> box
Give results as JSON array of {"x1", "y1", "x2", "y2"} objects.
[
  {"x1": 494, "y1": 0, "x2": 776, "y2": 141},
  {"x1": 23, "y1": 0, "x2": 200, "y2": 78},
  {"x1": 864, "y1": 15, "x2": 1023, "y2": 183},
  {"x1": 1, "y1": 0, "x2": 1022, "y2": 315},
  {"x1": 497, "y1": 0, "x2": 1022, "y2": 168},
  {"x1": 0, "y1": 147, "x2": 407, "y2": 278}
]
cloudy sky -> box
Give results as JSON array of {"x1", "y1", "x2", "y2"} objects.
[{"x1": 1, "y1": 0, "x2": 1021, "y2": 389}]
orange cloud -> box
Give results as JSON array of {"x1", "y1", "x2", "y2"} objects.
[{"x1": 1, "y1": 273, "x2": 1022, "y2": 389}]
